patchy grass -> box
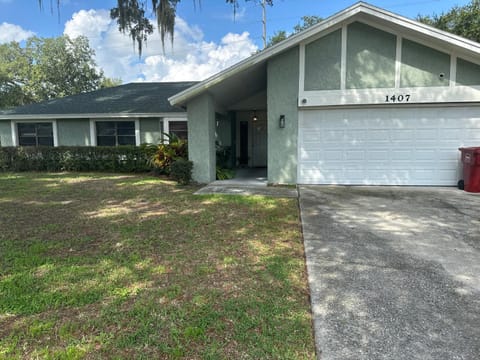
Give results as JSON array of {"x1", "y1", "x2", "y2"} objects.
[{"x1": 0, "y1": 173, "x2": 315, "y2": 359}]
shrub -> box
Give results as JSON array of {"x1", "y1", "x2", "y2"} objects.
[
  {"x1": 170, "y1": 159, "x2": 193, "y2": 185},
  {"x1": 216, "y1": 142, "x2": 232, "y2": 169},
  {"x1": 0, "y1": 145, "x2": 156, "y2": 173},
  {"x1": 216, "y1": 166, "x2": 235, "y2": 180},
  {"x1": 151, "y1": 135, "x2": 188, "y2": 174}
]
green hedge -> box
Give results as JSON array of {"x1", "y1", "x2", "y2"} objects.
[{"x1": 0, "y1": 145, "x2": 157, "y2": 173}]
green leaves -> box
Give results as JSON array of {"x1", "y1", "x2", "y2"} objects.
[
  {"x1": 417, "y1": 0, "x2": 480, "y2": 43},
  {"x1": 0, "y1": 35, "x2": 113, "y2": 109},
  {"x1": 266, "y1": 15, "x2": 322, "y2": 47},
  {"x1": 109, "y1": 1, "x2": 274, "y2": 56}
]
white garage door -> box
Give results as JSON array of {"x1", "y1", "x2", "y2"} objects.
[{"x1": 298, "y1": 106, "x2": 480, "y2": 185}]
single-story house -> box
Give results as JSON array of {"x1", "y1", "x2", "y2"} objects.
[
  {"x1": 0, "y1": 82, "x2": 196, "y2": 147},
  {"x1": 2, "y1": 2, "x2": 480, "y2": 186},
  {"x1": 170, "y1": 1, "x2": 480, "y2": 185}
]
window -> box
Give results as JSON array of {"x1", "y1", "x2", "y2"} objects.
[
  {"x1": 17, "y1": 123, "x2": 54, "y2": 146},
  {"x1": 96, "y1": 121, "x2": 136, "y2": 146},
  {"x1": 168, "y1": 121, "x2": 188, "y2": 140}
]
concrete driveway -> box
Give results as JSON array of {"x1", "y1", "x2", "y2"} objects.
[{"x1": 299, "y1": 186, "x2": 480, "y2": 360}]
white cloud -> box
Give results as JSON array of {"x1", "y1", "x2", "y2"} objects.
[
  {"x1": 63, "y1": 9, "x2": 258, "y2": 83},
  {"x1": 0, "y1": 22, "x2": 35, "y2": 43},
  {"x1": 64, "y1": 9, "x2": 111, "y2": 44}
]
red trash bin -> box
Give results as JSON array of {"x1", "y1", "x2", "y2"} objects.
[{"x1": 459, "y1": 147, "x2": 480, "y2": 193}]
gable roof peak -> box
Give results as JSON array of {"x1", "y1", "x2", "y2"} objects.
[{"x1": 169, "y1": 1, "x2": 480, "y2": 107}]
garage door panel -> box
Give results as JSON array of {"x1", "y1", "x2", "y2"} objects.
[
  {"x1": 391, "y1": 129, "x2": 414, "y2": 140},
  {"x1": 323, "y1": 150, "x2": 344, "y2": 161},
  {"x1": 466, "y1": 131, "x2": 480, "y2": 141},
  {"x1": 298, "y1": 107, "x2": 480, "y2": 185}
]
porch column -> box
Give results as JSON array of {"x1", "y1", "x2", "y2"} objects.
[{"x1": 187, "y1": 93, "x2": 216, "y2": 183}]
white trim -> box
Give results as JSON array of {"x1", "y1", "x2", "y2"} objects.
[
  {"x1": 395, "y1": 36, "x2": 402, "y2": 88},
  {"x1": 10, "y1": 121, "x2": 16, "y2": 147},
  {"x1": 162, "y1": 117, "x2": 187, "y2": 143},
  {"x1": 135, "y1": 119, "x2": 141, "y2": 145},
  {"x1": 91, "y1": 118, "x2": 140, "y2": 146},
  {"x1": 354, "y1": 15, "x2": 455, "y2": 56},
  {"x1": 89, "y1": 119, "x2": 96, "y2": 146},
  {"x1": 52, "y1": 120, "x2": 58, "y2": 147},
  {"x1": 11, "y1": 119, "x2": 59, "y2": 147},
  {"x1": 298, "y1": 85, "x2": 480, "y2": 107},
  {"x1": 0, "y1": 112, "x2": 187, "y2": 121},
  {"x1": 450, "y1": 55, "x2": 457, "y2": 87},
  {"x1": 298, "y1": 42, "x2": 306, "y2": 94},
  {"x1": 340, "y1": 25, "x2": 347, "y2": 90},
  {"x1": 296, "y1": 110, "x2": 304, "y2": 184},
  {"x1": 169, "y1": 1, "x2": 480, "y2": 107}
]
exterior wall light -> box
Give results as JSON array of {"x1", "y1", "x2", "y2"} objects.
[
  {"x1": 279, "y1": 115, "x2": 285, "y2": 128},
  {"x1": 252, "y1": 110, "x2": 258, "y2": 122}
]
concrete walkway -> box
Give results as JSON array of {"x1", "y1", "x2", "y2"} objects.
[
  {"x1": 299, "y1": 186, "x2": 480, "y2": 360},
  {"x1": 195, "y1": 168, "x2": 298, "y2": 197},
  {"x1": 195, "y1": 184, "x2": 298, "y2": 197}
]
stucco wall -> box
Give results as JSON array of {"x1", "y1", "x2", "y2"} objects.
[
  {"x1": 57, "y1": 119, "x2": 91, "y2": 146},
  {"x1": 456, "y1": 58, "x2": 480, "y2": 86},
  {"x1": 305, "y1": 29, "x2": 342, "y2": 91},
  {"x1": 401, "y1": 39, "x2": 450, "y2": 87},
  {"x1": 267, "y1": 47, "x2": 299, "y2": 184},
  {"x1": 140, "y1": 118, "x2": 163, "y2": 144},
  {"x1": 346, "y1": 22, "x2": 396, "y2": 89},
  {"x1": 0, "y1": 121, "x2": 13, "y2": 146},
  {"x1": 187, "y1": 93, "x2": 216, "y2": 183}
]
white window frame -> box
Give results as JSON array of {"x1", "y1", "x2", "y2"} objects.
[
  {"x1": 11, "y1": 119, "x2": 58, "y2": 147},
  {"x1": 162, "y1": 117, "x2": 187, "y2": 143},
  {"x1": 90, "y1": 118, "x2": 140, "y2": 146}
]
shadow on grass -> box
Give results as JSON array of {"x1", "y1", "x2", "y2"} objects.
[{"x1": 0, "y1": 173, "x2": 315, "y2": 359}]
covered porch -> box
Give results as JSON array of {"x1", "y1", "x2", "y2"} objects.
[{"x1": 176, "y1": 61, "x2": 268, "y2": 184}]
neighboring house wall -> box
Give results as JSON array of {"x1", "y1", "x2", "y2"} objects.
[
  {"x1": 0, "y1": 121, "x2": 13, "y2": 146},
  {"x1": 58, "y1": 119, "x2": 91, "y2": 146},
  {"x1": 267, "y1": 47, "x2": 299, "y2": 184},
  {"x1": 187, "y1": 93, "x2": 216, "y2": 183}
]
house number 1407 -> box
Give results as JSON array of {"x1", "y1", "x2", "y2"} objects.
[{"x1": 385, "y1": 94, "x2": 411, "y2": 103}]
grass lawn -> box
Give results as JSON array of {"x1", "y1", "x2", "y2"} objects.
[{"x1": 0, "y1": 173, "x2": 315, "y2": 359}]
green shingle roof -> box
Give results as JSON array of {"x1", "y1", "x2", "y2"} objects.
[{"x1": 0, "y1": 82, "x2": 197, "y2": 116}]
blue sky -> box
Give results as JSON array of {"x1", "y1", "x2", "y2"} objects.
[{"x1": 0, "y1": 0, "x2": 471, "y2": 82}]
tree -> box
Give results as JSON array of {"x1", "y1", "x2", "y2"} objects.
[
  {"x1": 0, "y1": 35, "x2": 114, "y2": 109},
  {"x1": 39, "y1": 1, "x2": 274, "y2": 55},
  {"x1": 417, "y1": 0, "x2": 480, "y2": 42},
  {"x1": 293, "y1": 15, "x2": 323, "y2": 33},
  {"x1": 266, "y1": 15, "x2": 322, "y2": 47},
  {"x1": 100, "y1": 77, "x2": 123, "y2": 89},
  {"x1": 0, "y1": 41, "x2": 32, "y2": 108}
]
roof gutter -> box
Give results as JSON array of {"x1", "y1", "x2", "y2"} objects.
[{"x1": 0, "y1": 112, "x2": 187, "y2": 120}]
